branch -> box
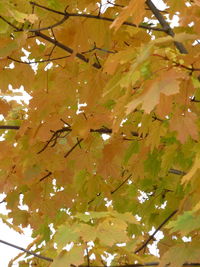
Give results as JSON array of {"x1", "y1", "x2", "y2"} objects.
[
  {"x1": 37, "y1": 126, "x2": 71, "y2": 154},
  {"x1": 34, "y1": 31, "x2": 101, "y2": 69},
  {"x1": 168, "y1": 168, "x2": 186, "y2": 175},
  {"x1": 80, "y1": 264, "x2": 200, "y2": 267},
  {"x1": 152, "y1": 54, "x2": 200, "y2": 72},
  {"x1": 8, "y1": 44, "x2": 116, "y2": 65},
  {"x1": 39, "y1": 171, "x2": 52, "y2": 182},
  {"x1": 0, "y1": 124, "x2": 187, "y2": 177},
  {"x1": 23, "y1": 15, "x2": 69, "y2": 32},
  {"x1": 134, "y1": 210, "x2": 178, "y2": 254},
  {"x1": 8, "y1": 55, "x2": 71, "y2": 64},
  {"x1": 0, "y1": 125, "x2": 20, "y2": 130},
  {"x1": 0, "y1": 16, "x2": 101, "y2": 69},
  {"x1": 111, "y1": 174, "x2": 132, "y2": 194},
  {"x1": 0, "y1": 239, "x2": 53, "y2": 262},
  {"x1": 30, "y1": 1, "x2": 165, "y2": 32},
  {"x1": 1, "y1": 238, "x2": 200, "y2": 266},
  {"x1": 145, "y1": 0, "x2": 188, "y2": 54},
  {"x1": 64, "y1": 138, "x2": 83, "y2": 158},
  {"x1": 88, "y1": 173, "x2": 132, "y2": 205}
]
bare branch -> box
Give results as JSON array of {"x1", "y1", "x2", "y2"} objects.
[
  {"x1": 145, "y1": 0, "x2": 188, "y2": 54},
  {"x1": 64, "y1": 138, "x2": 83, "y2": 158},
  {"x1": 111, "y1": 174, "x2": 132, "y2": 194},
  {"x1": 0, "y1": 15, "x2": 20, "y2": 30},
  {"x1": 39, "y1": 171, "x2": 52, "y2": 182},
  {"x1": 152, "y1": 54, "x2": 200, "y2": 72},
  {"x1": 8, "y1": 55, "x2": 71, "y2": 64},
  {"x1": 134, "y1": 210, "x2": 178, "y2": 254},
  {"x1": 1, "y1": 236, "x2": 200, "y2": 266},
  {"x1": 29, "y1": 1, "x2": 165, "y2": 32},
  {"x1": 0, "y1": 125, "x2": 20, "y2": 130},
  {"x1": 22, "y1": 15, "x2": 69, "y2": 32},
  {"x1": 0, "y1": 16, "x2": 101, "y2": 69},
  {"x1": 0, "y1": 124, "x2": 187, "y2": 177},
  {"x1": 0, "y1": 239, "x2": 53, "y2": 262},
  {"x1": 34, "y1": 31, "x2": 102, "y2": 69}
]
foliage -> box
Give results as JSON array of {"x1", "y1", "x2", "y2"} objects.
[{"x1": 0, "y1": 0, "x2": 200, "y2": 266}]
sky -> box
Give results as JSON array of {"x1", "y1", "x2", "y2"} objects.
[{"x1": 0, "y1": 0, "x2": 178, "y2": 266}]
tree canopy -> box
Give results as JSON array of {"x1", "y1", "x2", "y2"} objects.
[{"x1": 0, "y1": 0, "x2": 200, "y2": 266}]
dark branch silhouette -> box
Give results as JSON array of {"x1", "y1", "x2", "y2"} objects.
[
  {"x1": 8, "y1": 55, "x2": 71, "y2": 64},
  {"x1": 0, "y1": 239, "x2": 53, "y2": 262},
  {"x1": 30, "y1": 1, "x2": 165, "y2": 32},
  {"x1": 64, "y1": 138, "x2": 83, "y2": 158},
  {"x1": 0, "y1": 125, "x2": 20, "y2": 130},
  {"x1": 134, "y1": 210, "x2": 178, "y2": 253},
  {"x1": 145, "y1": 0, "x2": 188, "y2": 54},
  {"x1": 39, "y1": 171, "x2": 52, "y2": 182},
  {"x1": 1, "y1": 238, "x2": 200, "y2": 266},
  {"x1": 0, "y1": 124, "x2": 187, "y2": 177}
]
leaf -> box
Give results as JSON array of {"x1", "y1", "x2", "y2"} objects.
[
  {"x1": 110, "y1": 0, "x2": 146, "y2": 31},
  {"x1": 126, "y1": 69, "x2": 183, "y2": 115},
  {"x1": 50, "y1": 246, "x2": 84, "y2": 267},
  {"x1": 181, "y1": 155, "x2": 200, "y2": 184},
  {"x1": 75, "y1": 211, "x2": 109, "y2": 222},
  {"x1": 123, "y1": 141, "x2": 139, "y2": 165},
  {"x1": 54, "y1": 223, "x2": 79, "y2": 252},
  {"x1": 96, "y1": 218, "x2": 129, "y2": 246},
  {"x1": 170, "y1": 111, "x2": 198, "y2": 144},
  {"x1": 0, "y1": 99, "x2": 11, "y2": 116},
  {"x1": 166, "y1": 211, "x2": 200, "y2": 235},
  {"x1": 159, "y1": 243, "x2": 200, "y2": 267}
]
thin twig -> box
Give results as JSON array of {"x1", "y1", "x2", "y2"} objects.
[
  {"x1": 0, "y1": 16, "x2": 101, "y2": 69},
  {"x1": 37, "y1": 127, "x2": 71, "y2": 154},
  {"x1": 152, "y1": 54, "x2": 200, "y2": 72},
  {"x1": 8, "y1": 55, "x2": 71, "y2": 64},
  {"x1": 34, "y1": 31, "x2": 102, "y2": 69},
  {"x1": 168, "y1": 168, "x2": 186, "y2": 175},
  {"x1": 39, "y1": 171, "x2": 52, "y2": 182},
  {"x1": 134, "y1": 210, "x2": 178, "y2": 254},
  {"x1": 0, "y1": 236, "x2": 200, "y2": 266},
  {"x1": 29, "y1": 1, "x2": 165, "y2": 32},
  {"x1": 88, "y1": 174, "x2": 132, "y2": 205},
  {"x1": 111, "y1": 174, "x2": 132, "y2": 194},
  {"x1": 0, "y1": 125, "x2": 20, "y2": 130},
  {"x1": 0, "y1": 239, "x2": 53, "y2": 262},
  {"x1": 64, "y1": 138, "x2": 83, "y2": 158},
  {"x1": 21, "y1": 15, "x2": 69, "y2": 32}
]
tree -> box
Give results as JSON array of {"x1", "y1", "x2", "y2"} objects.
[{"x1": 0, "y1": 0, "x2": 200, "y2": 266}]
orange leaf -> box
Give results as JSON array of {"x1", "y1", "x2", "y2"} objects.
[
  {"x1": 126, "y1": 69, "x2": 183, "y2": 115},
  {"x1": 0, "y1": 99, "x2": 11, "y2": 116},
  {"x1": 110, "y1": 0, "x2": 146, "y2": 31}
]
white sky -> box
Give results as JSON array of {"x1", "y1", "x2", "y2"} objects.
[{"x1": 0, "y1": 0, "x2": 182, "y2": 266}]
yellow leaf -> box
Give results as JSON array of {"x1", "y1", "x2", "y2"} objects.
[
  {"x1": 181, "y1": 155, "x2": 200, "y2": 184},
  {"x1": 50, "y1": 246, "x2": 84, "y2": 267}
]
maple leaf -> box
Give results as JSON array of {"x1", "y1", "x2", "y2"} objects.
[
  {"x1": 50, "y1": 247, "x2": 84, "y2": 267},
  {"x1": 170, "y1": 111, "x2": 198, "y2": 144},
  {"x1": 110, "y1": 0, "x2": 146, "y2": 31},
  {"x1": 166, "y1": 211, "x2": 200, "y2": 235},
  {"x1": 126, "y1": 69, "x2": 184, "y2": 115},
  {"x1": 0, "y1": 0, "x2": 200, "y2": 266}
]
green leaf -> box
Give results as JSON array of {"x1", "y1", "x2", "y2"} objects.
[
  {"x1": 124, "y1": 141, "x2": 139, "y2": 165},
  {"x1": 54, "y1": 223, "x2": 79, "y2": 251},
  {"x1": 166, "y1": 211, "x2": 200, "y2": 235}
]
